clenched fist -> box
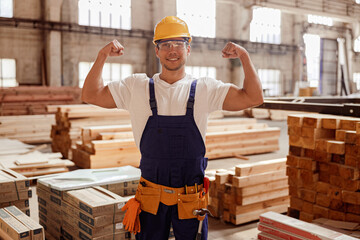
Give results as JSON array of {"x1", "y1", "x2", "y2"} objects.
[
  {"x1": 99, "y1": 39, "x2": 124, "y2": 57},
  {"x1": 222, "y1": 42, "x2": 247, "y2": 59}
]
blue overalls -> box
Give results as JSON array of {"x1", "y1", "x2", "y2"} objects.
[{"x1": 136, "y1": 78, "x2": 208, "y2": 240}]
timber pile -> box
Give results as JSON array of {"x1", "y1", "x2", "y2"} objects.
[
  {"x1": 71, "y1": 118, "x2": 280, "y2": 169},
  {"x1": 0, "y1": 114, "x2": 55, "y2": 143},
  {"x1": 72, "y1": 124, "x2": 139, "y2": 169},
  {"x1": 0, "y1": 86, "x2": 81, "y2": 116},
  {"x1": 287, "y1": 113, "x2": 360, "y2": 223},
  {"x1": 257, "y1": 211, "x2": 359, "y2": 240},
  {"x1": 207, "y1": 158, "x2": 289, "y2": 225},
  {"x1": 247, "y1": 108, "x2": 309, "y2": 121},
  {"x1": 0, "y1": 138, "x2": 34, "y2": 155},
  {"x1": 0, "y1": 151, "x2": 74, "y2": 177},
  {"x1": 0, "y1": 138, "x2": 74, "y2": 177},
  {"x1": 50, "y1": 104, "x2": 131, "y2": 159},
  {"x1": 0, "y1": 168, "x2": 31, "y2": 216}
]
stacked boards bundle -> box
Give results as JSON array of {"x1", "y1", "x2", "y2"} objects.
[
  {"x1": 207, "y1": 158, "x2": 289, "y2": 225},
  {"x1": 287, "y1": 114, "x2": 360, "y2": 223}
]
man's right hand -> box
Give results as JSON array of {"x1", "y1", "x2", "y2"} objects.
[{"x1": 99, "y1": 40, "x2": 124, "y2": 57}]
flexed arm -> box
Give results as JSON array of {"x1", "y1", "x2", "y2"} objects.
[
  {"x1": 81, "y1": 40, "x2": 124, "y2": 108},
  {"x1": 222, "y1": 42, "x2": 264, "y2": 111}
]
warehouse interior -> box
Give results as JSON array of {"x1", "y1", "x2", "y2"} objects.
[{"x1": 1, "y1": 0, "x2": 360, "y2": 239}]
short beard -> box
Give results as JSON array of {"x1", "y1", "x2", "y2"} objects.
[{"x1": 163, "y1": 60, "x2": 185, "y2": 71}]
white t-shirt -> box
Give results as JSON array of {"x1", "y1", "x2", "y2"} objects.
[{"x1": 108, "y1": 73, "x2": 231, "y2": 147}]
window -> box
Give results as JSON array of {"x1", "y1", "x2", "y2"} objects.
[
  {"x1": 185, "y1": 66, "x2": 216, "y2": 79},
  {"x1": 0, "y1": 0, "x2": 13, "y2": 17},
  {"x1": 258, "y1": 69, "x2": 281, "y2": 96},
  {"x1": 354, "y1": 73, "x2": 360, "y2": 90},
  {"x1": 355, "y1": 36, "x2": 360, "y2": 52},
  {"x1": 308, "y1": 15, "x2": 333, "y2": 26},
  {"x1": 177, "y1": 0, "x2": 216, "y2": 38},
  {"x1": 78, "y1": 0, "x2": 131, "y2": 29},
  {"x1": 79, "y1": 62, "x2": 132, "y2": 87},
  {"x1": 0, "y1": 59, "x2": 17, "y2": 87},
  {"x1": 303, "y1": 34, "x2": 321, "y2": 88},
  {"x1": 250, "y1": 7, "x2": 281, "y2": 44}
]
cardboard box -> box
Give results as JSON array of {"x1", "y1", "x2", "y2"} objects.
[
  {"x1": 61, "y1": 219, "x2": 124, "y2": 240},
  {"x1": 61, "y1": 210, "x2": 123, "y2": 238},
  {"x1": 36, "y1": 187, "x2": 61, "y2": 209},
  {"x1": 62, "y1": 201, "x2": 124, "y2": 228},
  {"x1": 36, "y1": 182, "x2": 62, "y2": 198},
  {"x1": 0, "y1": 208, "x2": 30, "y2": 240},
  {"x1": 37, "y1": 203, "x2": 61, "y2": 225},
  {"x1": 4, "y1": 206, "x2": 44, "y2": 240},
  {"x1": 0, "y1": 169, "x2": 30, "y2": 193},
  {"x1": 0, "y1": 199, "x2": 30, "y2": 209},
  {"x1": 62, "y1": 186, "x2": 126, "y2": 217},
  {"x1": 39, "y1": 217, "x2": 61, "y2": 239},
  {"x1": 0, "y1": 189, "x2": 32, "y2": 203}
]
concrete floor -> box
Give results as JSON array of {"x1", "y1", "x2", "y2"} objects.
[{"x1": 28, "y1": 118, "x2": 288, "y2": 239}]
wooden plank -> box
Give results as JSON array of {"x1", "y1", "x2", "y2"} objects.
[
  {"x1": 326, "y1": 140, "x2": 345, "y2": 155},
  {"x1": 236, "y1": 178, "x2": 288, "y2": 197},
  {"x1": 232, "y1": 169, "x2": 287, "y2": 188},
  {"x1": 230, "y1": 204, "x2": 288, "y2": 225},
  {"x1": 236, "y1": 187, "x2": 289, "y2": 205},
  {"x1": 234, "y1": 158, "x2": 286, "y2": 176},
  {"x1": 340, "y1": 118, "x2": 360, "y2": 131}
]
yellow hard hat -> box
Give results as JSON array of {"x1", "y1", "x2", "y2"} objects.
[{"x1": 153, "y1": 16, "x2": 192, "y2": 45}]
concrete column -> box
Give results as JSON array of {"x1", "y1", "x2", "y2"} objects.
[{"x1": 44, "y1": 0, "x2": 63, "y2": 86}]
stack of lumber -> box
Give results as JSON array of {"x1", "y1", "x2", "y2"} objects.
[
  {"x1": 287, "y1": 113, "x2": 360, "y2": 223},
  {"x1": 0, "y1": 151, "x2": 74, "y2": 177},
  {"x1": 0, "y1": 86, "x2": 82, "y2": 115},
  {"x1": 205, "y1": 118, "x2": 280, "y2": 159},
  {"x1": 0, "y1": 206, "x2": 44, "y2": 240},
  {"x1": 207, "y1": 158, "x2": 289, "y2": 225},
  {"x1": 0, "y1": 114, "x2": 55, "y2": 143},
  {"x1": 247, "y1": 108, "x2": 309, "y2": 121},
  {"x1": 0, "y1": 168, "x2": 31, "y2": 216},
  {"x1": 38, "y1": 186, "x2": 132, "y2": 240},
  {"x1": 72, "y1": 124, "x2": 139, "y2": 169},
  {"x1": 257, "y1": 211, "x2": 359, "y2": 240},
  {"x1": 71, "y1": 118, "x2": 280, "y2": 169},
  {"x1": 0, "y1": 138, "x2": 74, "y2": 177},
  {"x1": 50, "y1": 104, "x2": 131, "y2": 159},
  {"x1": 37, "y1": 166, "x2": 140, "y2": 239},
  {"x1": 0, "y1": 138, "x2": 34, "y2": 155}
]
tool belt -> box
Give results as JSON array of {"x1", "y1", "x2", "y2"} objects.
[{"x1": 135, "y1": 177, "x2": 208, "y2": 220}]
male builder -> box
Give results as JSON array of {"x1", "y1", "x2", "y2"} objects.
[{"x1": 82, "y1": 16, "x2": 263, "y2": 240}]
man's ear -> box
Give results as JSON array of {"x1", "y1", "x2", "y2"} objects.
[
  {"x1": 187, "y1": 45, "x2": 191, "y2": 56},
  {"x1": 155, "y1": 46, "x2": 159, "y2": 58}
]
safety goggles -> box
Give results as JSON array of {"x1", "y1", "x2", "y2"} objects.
[{"x1": 157, "y1": 40, "x2": 188, "y2": 51}]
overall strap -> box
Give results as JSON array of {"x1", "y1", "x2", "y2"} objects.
[
  {"x1": 186, "y1": 79, "x2": 198, "y2": 116},
  {"x1": 149, "y1": 78, "x2": 157, "y2": 116}
]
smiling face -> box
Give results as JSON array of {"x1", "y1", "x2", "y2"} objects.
[{"x1": 155, "y1": 37, "x2": 191, "y2": 72}]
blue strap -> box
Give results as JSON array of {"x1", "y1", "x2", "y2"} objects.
[
  {"x1": 186, "y1": 80, "x2": 197, "y2": 116},
  {"x1": 149, "y1": 78, "x2": 157, "y2": 116}
]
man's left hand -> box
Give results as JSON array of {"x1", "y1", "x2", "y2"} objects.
[{"x1": 222, "y1": 42, "x2": 247, "y2": 59}]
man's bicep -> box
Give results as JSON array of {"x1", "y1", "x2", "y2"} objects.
[
  {"x1": 95, "y1": 86, "x2": 117, "y2": 108},
  {"x1": 222, "y1": 85, "x2": 249, "y2": 111}
]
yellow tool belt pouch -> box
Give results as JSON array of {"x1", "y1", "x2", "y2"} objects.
[
  {"x1": 135, "y1": 177, "x2": 208, "y2": 220},
  {"x1": 135, "y1": 184, "x2": 161, "y2": 215},
  {"x1": 177, "y1": 191, "x2": 207, "y2": 220}
]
